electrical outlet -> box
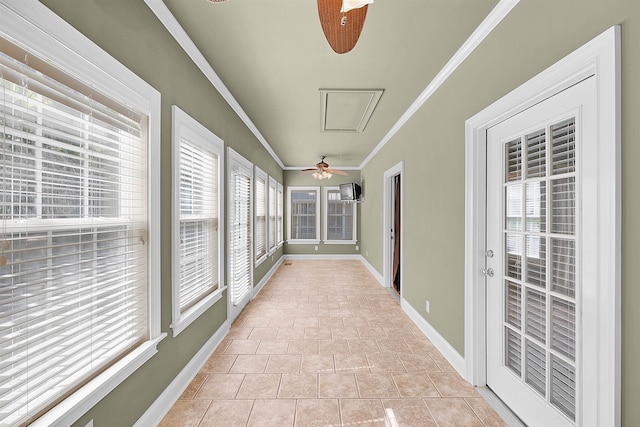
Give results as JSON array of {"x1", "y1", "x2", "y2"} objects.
[
  {"x1": 365, "y1": 251, "x2": 369, "y2": 257},
  {"x1": 355, "y1": 245, "x2": 359, "y2": 251},
  {"x1": 425, "y1": 300, "x2": 430, "y2": 313},
  {"x1": 314, "y1": 245, "x2": 318, "y2": 251}
]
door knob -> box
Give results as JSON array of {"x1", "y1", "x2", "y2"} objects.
[{"x1": 481, "y1": 268, "x2": 494, "y2": 277}]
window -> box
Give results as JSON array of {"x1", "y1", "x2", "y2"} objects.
[
  {"x1": 228, "y1": 148, "x2": 252, "y2": 321},
  {"x1": 277, "y1": 182, "x2": 284, "y2": 246},
  {"x1": 171, "y1": 106, "x2": 224, "y2": 336},
  {"x1": 0, "y1": 3, "x2": 162, "y2": 425},
  {"x1": 287, "y1": 186, "x2": 320, "y2": 243},
  {"x1": 254, "y1": 167, "x2": 267, "y2": 265},
  {"x1": 268, "y1": 176, "x2": 277, "y2": 252},
  {"x1": 324, "y1": 187, "x2": 357, "y2": 244}
]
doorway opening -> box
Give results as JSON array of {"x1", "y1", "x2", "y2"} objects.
[
  {"x1": 383, "y1": 161, "x2": 404, "y2": 299},
  {"x1": 392, "y1": 174, "x2": 401, "y2": 294}
]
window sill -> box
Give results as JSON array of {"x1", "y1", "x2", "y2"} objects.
[
  {"x1": 323, "y1": 240, "x2": 358, "y2": 245},
  {"x1": 255, "y1": 255, "x2": 267, "y2": 268},
  {"x1": 32, "y1": 333, "x2": 167, "y2": 427},
  {"x1": 287, "y1": 239, "x2": 320, "y2": 245},
  {"x1": 170, "y1": 287, "x2": 226, "y2": 337}
]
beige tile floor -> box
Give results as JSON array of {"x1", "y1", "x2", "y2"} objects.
[{"x1": 159, "y1": 260, "x2": 507, "y2": 427}]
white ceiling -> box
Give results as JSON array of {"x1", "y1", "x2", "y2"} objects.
[{"x1": 147, "y1": 0, "x2": 506, "y2": 169}]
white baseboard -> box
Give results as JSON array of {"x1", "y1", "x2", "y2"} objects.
[
  {"x1": 253, "y1": 256, "x2": 284, "y2": 298},
  {"x1": 401, "y1": 299, "x2": 466, "y2": 376},
  {"x1": 134, "y1": 321, "x2": 230, "y2": 427},
  {"x1": 358, "y1": 255, "x2": 384, "y2": 286},
  {"x1": 283, "y1": 254, "x2": 362, "y2": 261}
]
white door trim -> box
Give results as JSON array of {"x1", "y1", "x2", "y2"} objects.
[
  {"x1": 464, "y1": 26, "x2": 621, "y2": 426},
  {"x1": 383, "y1": 161, "x2": 404, "y2": 297},
  {"x1": 227, "y1": 147, "x2": 254, "y2": 323}
]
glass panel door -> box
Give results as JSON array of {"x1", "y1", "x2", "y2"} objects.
[
  {"x1": 228, "y1": 150, "x2": 252, "y2": 322},
  {"x1": 486, "y1": 78, "x2": 595, "y2": 427}
]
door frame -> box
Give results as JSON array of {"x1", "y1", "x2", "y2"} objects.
[
  {"x1": 227, "y1": 147, "x2": 254, "y2": 323},
  {"x1": 464, "y1": 27, "x2": 620, "y2": 425},
  {"x1": 383, "y1": 161, "x2": 404, "y2": 297}
]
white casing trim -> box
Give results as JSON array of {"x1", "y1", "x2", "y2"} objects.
[
  {"x1": 227, "y1": 148, "x2": 255, "y2": 323},
  {"x1": 170, "y1": 105, "x2": 226, "y2": 337},
  {"x1": 287, "y1": 186, "x2": 321, "y2": 243},
  {"x1": 134, "y1": 322, "x2": 230, "y2": 427},
  {"x1": 464, "y1": 26, "x2": 621, "y2": 426},
  {"x1": 382, "y1": 161, "x2": 404, "y2": 296},
  {"x1": 0, "y1": 2, "x2": 164, "y2": 425}
]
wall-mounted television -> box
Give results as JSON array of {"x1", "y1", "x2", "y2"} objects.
[{"x1": 339, "y1": 182, "x2": 362, "y2": 201}]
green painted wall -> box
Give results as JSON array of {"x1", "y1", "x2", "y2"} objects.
[
  {"x1": 26, "y1": 0, "x2": 640, "y2": 425},
  {"x1": 34, "y1": 0, "x2": 283, "y2": 425},
  {"x1": 359, "y1": 0, "x2": 640, "y2": 424},
  {"x1": 283, "y1": 170, "x2": 361, "y2": 256}
]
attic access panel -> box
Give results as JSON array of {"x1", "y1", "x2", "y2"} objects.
[{"x1": 320, "y1": 88, "x2": 383, "y2": 133}]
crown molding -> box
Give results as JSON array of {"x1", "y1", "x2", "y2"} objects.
[
  {"x1": 359, "y1": 0, "x2": 520, "y2": 169},
  {"x1": 144, "y1": 0, "x2": 519, "y2": 172},
  {"x1": 143, "y1": 0, "x2": 285, "y2": 169}
]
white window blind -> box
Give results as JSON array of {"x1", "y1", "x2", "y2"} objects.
[
  {"x1": 0, "y1": 42, "x2": 149, "y2": 425},
  {"x1": 254, "y1": 168, "x2": 267, "y2": 263},
  {"x1": 502, "y1": 118, "x2": 578, "y2": 421},
  {"x1": 268, "y1": 177, "x2": 277, "y2": 251},
  {"x1": 230, "y1": 164, "x2": 251, "y2": 306},
  {"x1": 324, "y1": 187, "x2": 356, "y2": 243},
  {"x1": 178, "y1": 137, "x2": 218, "y2": 312},
  {"x1": 288, "y1": 187, "x2": 320, "y2": 242},
  {"x1": 276, "y1": 182, "x2": 283, "y2": 245},
  {"x1": 171, "y1": 106, "x2": 223, "y2": 336}
]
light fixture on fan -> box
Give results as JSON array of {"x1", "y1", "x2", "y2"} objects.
[
  {"x1": 312, "y1": 170, "x2": 333, "y2": 180},
  {"x1": 317, "y1": 0, "x2": 374, "y2": 54},
  {"x1": 302, "y1": 156, "x2": 349, "y2": 180}
]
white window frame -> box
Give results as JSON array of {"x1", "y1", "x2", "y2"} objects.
[
  {"x1": 323, "y1": 186, "x2": 357, "y2": 244},
  {"x1": 0, "y1": 2, "x2": 164, "y2": 426},
  {"x1": 170, "y1": 106, "x2": 225, "y2": 336},
  {"x1": 277, "y1": 182, "x2": 284, "y2": 247},
  {"x1": 254, "y1": 166, "x2": 268, "y2": 266},
  {"x1": 227, "y1": 147, "x2": 254, "y2": 322},
  {"x1": 287, "y1": 186, "x2": 320, "y2": 244},
  {"x1": 268, "y1": 176, "x2": 278, "y2": 253}
]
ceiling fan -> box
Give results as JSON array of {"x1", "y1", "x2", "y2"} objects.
[{"x1": 302, "y1": 156, "x2": 349, "y2": 180}]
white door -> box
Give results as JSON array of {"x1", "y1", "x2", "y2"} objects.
[
  {"x1": 228, "y1": 150, "x2": 252, "y2": 322},
  {"x1": 486, "y1": 78, "x2": 596, "y2": 426}
]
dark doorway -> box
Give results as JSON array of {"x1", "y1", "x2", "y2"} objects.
[{"x1": 392, "y1": 174, "x2": 401, "y2": 294}]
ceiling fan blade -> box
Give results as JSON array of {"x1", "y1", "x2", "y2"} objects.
[
  {"x1": 326, "y1": 169, "x2": 349, "y2": 176},
  {"x1": 301, "y1": 168, "x2": 319, "y2": 172}
]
